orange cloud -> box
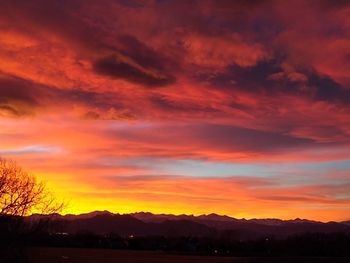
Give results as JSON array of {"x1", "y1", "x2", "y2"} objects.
[{"x1": 183, "y1": 33, "x2": 269, "y2": 68}]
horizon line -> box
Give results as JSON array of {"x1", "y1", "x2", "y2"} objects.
[{"x1": 30, "y1": 210, "x2": 349, "y2": 224}]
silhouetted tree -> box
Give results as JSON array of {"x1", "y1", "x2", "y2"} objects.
[
  {"x1": 0, "y1": 158, "x2": 64, "y2": 262},
  {"x1": 0, "y1": 158, "x2": 63, "y2": 216}
]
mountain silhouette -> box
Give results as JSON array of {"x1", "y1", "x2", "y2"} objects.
[{"x1": 28, "y1": 211, "x2": 350, "y2": 240}]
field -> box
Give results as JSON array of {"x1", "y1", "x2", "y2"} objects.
[{"x1": 26, "y1": 247, "x2": 350, "y2": 263}]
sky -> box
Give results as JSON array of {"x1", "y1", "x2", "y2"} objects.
[{"x1": 0, "y1": 0, "x2": 350, "y2": 221}]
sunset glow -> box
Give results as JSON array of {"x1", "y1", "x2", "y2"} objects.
[{"x1": 1, "y1": 0, "x2": 350, "y2": 221}]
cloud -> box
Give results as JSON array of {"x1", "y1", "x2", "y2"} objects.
[
  {"x1": 0, "y1": 145, "x2": 61, "y2": 155},
  {"x1": 93, "y1": 55, "x2": 175, "y2": 87},
  {"x1": 0, "y1": 75, "x2": 44, "y2": 116},
  {"x1": 203, "y1": 60, "x2": 350, "y2": 104},
  {"x1": 185, "y1": 123, "x2": 315, "y2": 153},
  {"x1": 0, "y1": 74, "x2": 136, "y2": 119},
  {"x1": 1, "y1": 0, "x2": 350, "y2": 220},
  {"x1": 0, "y1": 0, "x2": 177, "y2": 88},
  {"x1": 92, "y1": 35, "x2": 177, "y2": 87},
  {"x1": 107, "y1": 123, "x2": 319, "y2": 160},
  {"x1": 182, "y1": 33, "x2": 269, "y2": 69}
]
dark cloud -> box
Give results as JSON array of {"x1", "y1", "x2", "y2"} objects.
[
  {"x1": 0, "y1": 105, "x2": 23, "y2": 117},
  {"x1": 0, "y1": 75, "x2": 43, "y2": 116},
  {"x1": 308, "y1": 73, "x2": 350, "y2": 103},
  {"x1": 93, "y1": 55, "x2": 175, "y2": 87},
  {"x1": 112, "y1": 123, "x2": 317, "y2": 155},
  {"x1": 117, "y1": 35, "x2": 174, "y2": 71},
  {"x1": 214, "y1": 0, "x2": 268, "y2": 8},
  {"x1": 319, "y1": 0, "x2": 350, "y2": 9},
  {"x1": 0, "y1": 0, "x2": 101, "y2": 50},
  {"x1": 92, "y1": 35, "x2": 177, "y2": 88},
  {"x1": 203, "y1": 60, "x2": 350, "y2": 104},
  {"x1": 0, "y1": 74, "x2": 119, "y2": 117},
  {"x1": 191, "y1": 124, "x2": 316, "y2": 153},
  {"x1": 150, "y1": 95, "x2": 217, "y2": 113},
  {"x1": 0, "y1": 77, "x2": 39, "y2": 105},
  {"x1": 0, "y1": 0, "x2": 177, "y2": 88}
]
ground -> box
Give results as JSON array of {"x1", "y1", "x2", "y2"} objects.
[{"x1": 26, "y1": 247, "x2": 350, "y2": 263}]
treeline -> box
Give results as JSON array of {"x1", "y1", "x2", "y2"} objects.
[
  {"x1": 1, "y1": 216, "x2": 350, "y2": 260},
  {"x1": 27, "y1": 231, "x2": 350, "y2": 257}
]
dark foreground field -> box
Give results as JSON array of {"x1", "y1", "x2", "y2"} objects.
[{"x1": 26, "y1": 247, "x2": 350, "y2": 263}]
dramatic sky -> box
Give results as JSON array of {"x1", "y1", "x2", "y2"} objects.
[{"x1": 1, "y1": 0, "x2": 350, "y2": 221}]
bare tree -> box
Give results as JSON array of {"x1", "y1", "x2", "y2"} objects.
[{"x1": 0, "y1": 158, "x2": 63, "y2": 217}]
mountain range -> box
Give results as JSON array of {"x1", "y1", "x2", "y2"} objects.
[{"x1": 28, "y1": 211, "x2": 350, "y2": 240}]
